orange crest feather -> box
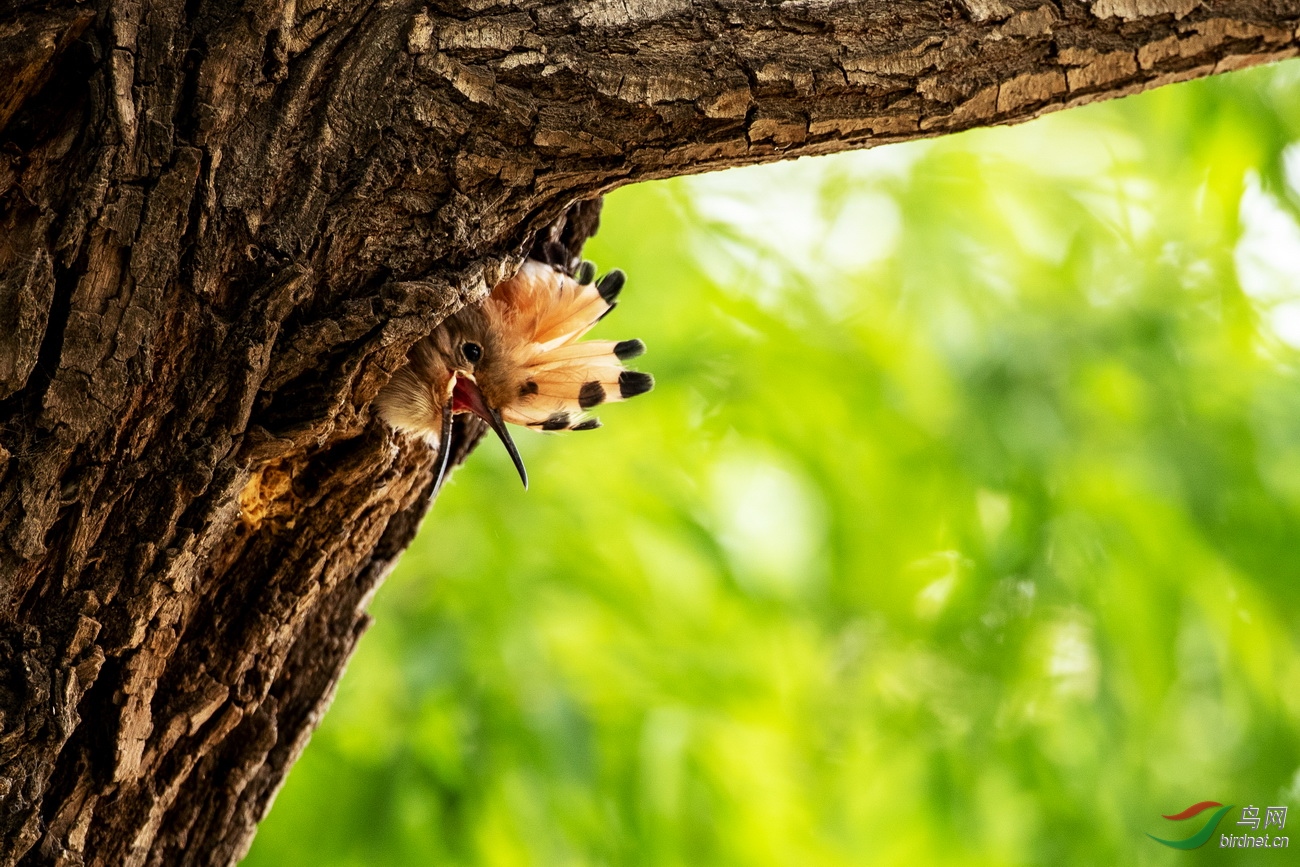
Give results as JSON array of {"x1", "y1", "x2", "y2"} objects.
[{"x1": 488, "y1": 261, "x2": 652, "y2": 431}]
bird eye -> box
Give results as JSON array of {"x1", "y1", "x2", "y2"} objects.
[{"x1": 462, "y1": 342, "x2": 483, "y2": 364}]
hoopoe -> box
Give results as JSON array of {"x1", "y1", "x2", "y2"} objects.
[{"x1": 376, "y1": 259, "x2": 654, "y2": 489}]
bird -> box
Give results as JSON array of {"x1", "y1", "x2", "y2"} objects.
[{"x1": 375, "y1": 259, "x2": 654, "y2": 491}]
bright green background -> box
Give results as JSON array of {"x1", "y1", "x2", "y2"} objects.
[{"x1": 247, "y1": 61, "x2": 1300, "y2": 866}]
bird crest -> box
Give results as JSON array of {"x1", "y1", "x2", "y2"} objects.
[{"x1": 376, "y1": 259, "x2": 653, "y2": 489}]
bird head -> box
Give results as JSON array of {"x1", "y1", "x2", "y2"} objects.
[{"x1": 376, "y1": 260, "x2": 654, "y2": 490}]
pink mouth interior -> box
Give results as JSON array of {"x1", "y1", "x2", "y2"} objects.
[{"x1": 450, "y1": 375, "x2": 478, "y2": 415}]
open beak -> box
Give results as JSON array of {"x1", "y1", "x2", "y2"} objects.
[{"x1": 451, "y1": 374, "x2": 529, "y2": 490}]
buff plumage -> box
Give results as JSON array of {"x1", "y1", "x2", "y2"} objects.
[{"x1": 375, "y1": 260, "x2": 653, "y2": 489}]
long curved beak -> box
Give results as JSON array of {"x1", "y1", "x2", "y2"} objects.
[
  {"x1": 431, "y1": 392, "x2": 456, "y2": 493},
  {"x1": 452, "y1": 375, "x2": 529, "y2": 489}
]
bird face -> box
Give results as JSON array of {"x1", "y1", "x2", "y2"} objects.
[{"x1": 375, "y1": 260, "x2": 653, "y2": 491}]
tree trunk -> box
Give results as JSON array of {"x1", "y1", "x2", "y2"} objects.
[{"x1": 0, "y1": 0, "x2": 1295, "y2": 863}]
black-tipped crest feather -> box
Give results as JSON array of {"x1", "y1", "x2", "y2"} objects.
[
  {"x1": 376, "y1": 259, "x2": 652, "y2": 487},
  {"x1": 596, "y1": 270, "x2": 625, "y2": 303},
  {"x1": 578, "y1": 381, "x2": 606, "y2": 409},
  {"x1": 618, "y1": 370, "x2": 654, "y2": 398},
  {"x1": 614, "y1": 339, "x2": 645, "y2": 360}
]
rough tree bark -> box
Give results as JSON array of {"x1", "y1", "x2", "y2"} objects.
[{"x1": 0, "y1": 0, "x2": 1296, "y2": 863}]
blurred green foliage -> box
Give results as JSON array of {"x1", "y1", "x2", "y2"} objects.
[{"x1": 247, "y1": 61, "x2": 1300, "y2": 866}]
